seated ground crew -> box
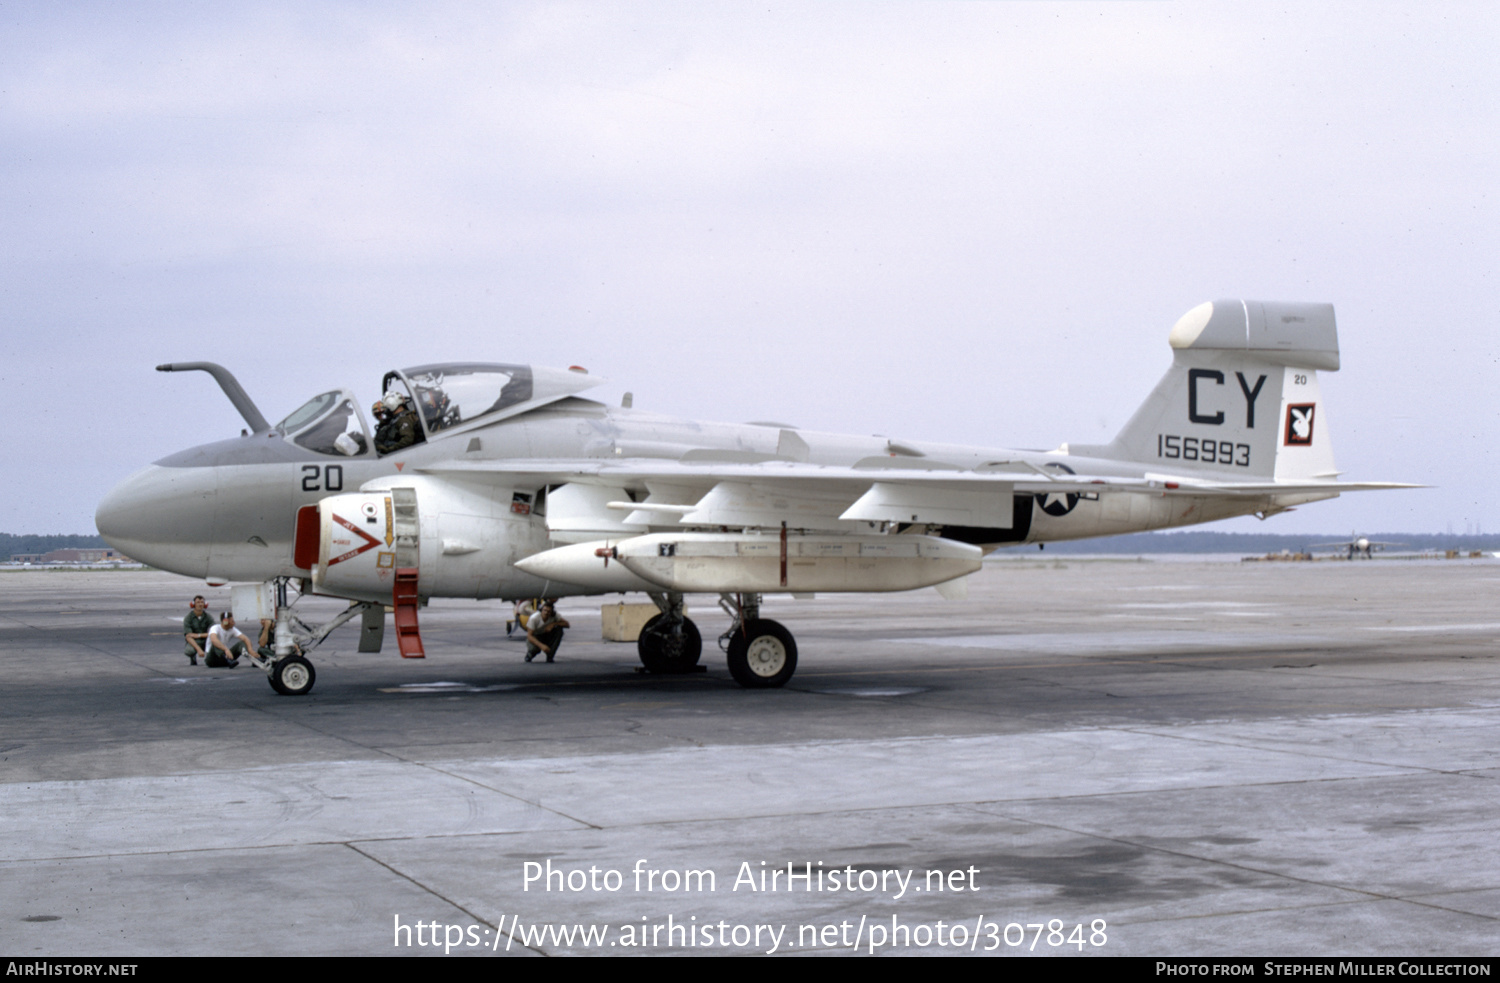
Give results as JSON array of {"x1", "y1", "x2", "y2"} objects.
[
  {"x1": 524, "y1": 601, "x2": 570, "y2": 663},
  {"x1": 206, "y1": 612, "x2": 253, "y2": 668},
  {"x1": 183, "y1": 595, "x2": 212, "y2": 666}
]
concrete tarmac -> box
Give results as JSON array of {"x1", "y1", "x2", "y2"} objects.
[{"x1": 2, "y1": 557, "x2": 1498, "y2": 957}]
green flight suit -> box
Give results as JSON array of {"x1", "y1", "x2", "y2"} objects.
[
  {"x1": 184, "y1": 610, "x2": 213, "y2": 659},
  {"x1": 376, "y1": 409, "x2": 421, "y2": 455}
]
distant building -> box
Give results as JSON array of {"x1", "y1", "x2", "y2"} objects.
[{"x1": 10, "y1": 548, "x2": 134, "y2": 564}]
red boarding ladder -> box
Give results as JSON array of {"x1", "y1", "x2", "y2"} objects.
[{"x1": 393, "y1": 568, "x2": 425, "y2": 658}]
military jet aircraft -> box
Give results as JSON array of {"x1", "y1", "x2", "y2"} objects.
[
  {"x1": 1310, "y1": 535, "x2": 1407, "y2": 559},
  {"x1": 96, "y1": 299, "x2": 1416, "y2": 695}
]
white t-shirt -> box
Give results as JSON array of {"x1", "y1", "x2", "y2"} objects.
[{"x1": 208, "y1": 624, "x2": 249, "y2": 649}]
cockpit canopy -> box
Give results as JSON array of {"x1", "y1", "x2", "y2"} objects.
[
  {"x1": 390, "y1": 363, "x2": 534, "y2": 435},
  {"x1": 274, "y1": 361, "x2": 601, "y2": 458},
  {"x1": 275, "y1": 390, "x2": 369, "y2": 457}
]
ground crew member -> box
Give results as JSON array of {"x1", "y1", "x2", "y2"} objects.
[
  {"x1": 183, "y1": 595, "x2": 212, "y2": 666},
  {"x1": 206, "y1": 612, "x2": 254, "y2": 668},
  {"x1": 524, "y1": 601, "x2": 570, "y2": 663}
]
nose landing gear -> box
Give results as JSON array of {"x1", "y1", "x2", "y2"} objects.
[
  {"x1": 255, "y1": 578, "x2": 378, "y2": 696},
  {"x1": 270, "y1": 655, "x2": 316, "y2": 695}
]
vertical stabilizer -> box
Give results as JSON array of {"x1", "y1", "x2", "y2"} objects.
[{"x1": 1069, "y1": 300, "x2": 1340, "y2": 480}]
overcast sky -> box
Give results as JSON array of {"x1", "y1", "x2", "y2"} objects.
[{"x1": 2, "y1": 2, "x2": 1494, "y2": 537}]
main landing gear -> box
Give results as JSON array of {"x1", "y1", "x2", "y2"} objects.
[
  {"x1": 636, "y1": 591, "x2": 798, "y2": 687},
  {"x1": 719, "y1": 593, "x2": 797, "y2": 688},
  {"x1": 637, "y1": 592, "x2": 703, "y2": 674}
]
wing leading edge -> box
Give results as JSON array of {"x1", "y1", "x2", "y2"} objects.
[{"x1": 417, "y1": 457, "x2": 1419, "y2": 535}]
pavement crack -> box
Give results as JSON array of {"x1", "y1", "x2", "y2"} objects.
[{"x1": 343, "y1": 842, "x2": 548, "y2": 955}]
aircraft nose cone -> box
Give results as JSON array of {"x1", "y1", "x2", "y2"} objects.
[{"x1": 96, "y1": 465, "x2": 216, "y2": 576}]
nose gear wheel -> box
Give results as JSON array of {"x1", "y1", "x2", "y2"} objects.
[{"x1": 269, "y1": 655, "x2": 316, "y2": 696}]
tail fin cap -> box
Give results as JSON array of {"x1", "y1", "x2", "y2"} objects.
[{"x1": 1169, "y1": 300, "x2": 1339, "y2": 371}]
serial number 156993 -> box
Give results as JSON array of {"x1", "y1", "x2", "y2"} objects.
[{"x1": 1157, "y1": 434, "x2": 1251, "y2": 467}]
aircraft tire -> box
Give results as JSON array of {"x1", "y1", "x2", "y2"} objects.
[
  {"x1": 269, "y1": 655, "x2": 316, "y2": 696},
  {"x1": 725, "y1": 619, "x2": 797, "y2": 688},
  {"x1": 637, "y1": 615, "x2": 702, "y2": 674}
]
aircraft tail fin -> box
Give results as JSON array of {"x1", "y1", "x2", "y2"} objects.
[{"x1": 1067, "y1": 300, "x2": 1341, "y2": 481}]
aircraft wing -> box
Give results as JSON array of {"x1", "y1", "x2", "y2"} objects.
[
  {"x1": 422, "y1": 457, "x2": 1419, "y2": 494},
  {"x1": 415, "y1": 458, "x2": 1421, "y2": 535}
]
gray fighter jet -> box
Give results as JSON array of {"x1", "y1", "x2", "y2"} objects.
[
  {"x1": 1311, "y1": 535, "x2": 1407, "y2": 559},
  {"x1": 96, "y1": 299, "x2": 1416, "y2": 695}
]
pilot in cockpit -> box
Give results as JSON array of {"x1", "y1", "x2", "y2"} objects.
[
  {"x1": 374, "y1": 391, "x2": 421, "y2": 455},
  {"x1": 371, "y1": 400, "x2": 393, "y2": 448}
]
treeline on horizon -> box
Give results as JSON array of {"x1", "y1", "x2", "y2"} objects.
[
  {"x1": 1, "y1": 533, "x2": 110, "y2": 560},
  {"x1": 1037, "y1": 531, "x2": 1500, "y2": 554}
]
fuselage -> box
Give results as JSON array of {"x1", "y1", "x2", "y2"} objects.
[{"x1": 97, "y1": 392, "x2": 1277, "y2": 596}]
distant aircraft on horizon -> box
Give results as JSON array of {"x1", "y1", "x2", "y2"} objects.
[{"x1": 1310, "y1": 535, "x2": 1406, "y2": 559}]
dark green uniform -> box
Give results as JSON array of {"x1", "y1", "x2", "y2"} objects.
[
  {"x1": 376, "y1": 408, "x2": 420, "y2": 455},
  {"x1": 184, "y1": 610, "x2": 213, "y2": 660}
]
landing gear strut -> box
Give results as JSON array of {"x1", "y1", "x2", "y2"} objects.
[
  {"x1": 638, "y1": 592, "x2": 703, "y2": 673},
  {"x1": 262, "y1": 578, "x2": 314, "y2": 696},
  {"x1": 257, "y1": 578, "x2": 378, "y2": 697},
  {"x1": 719, "y1": 593, "x2": 798, "y2": 688}
]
